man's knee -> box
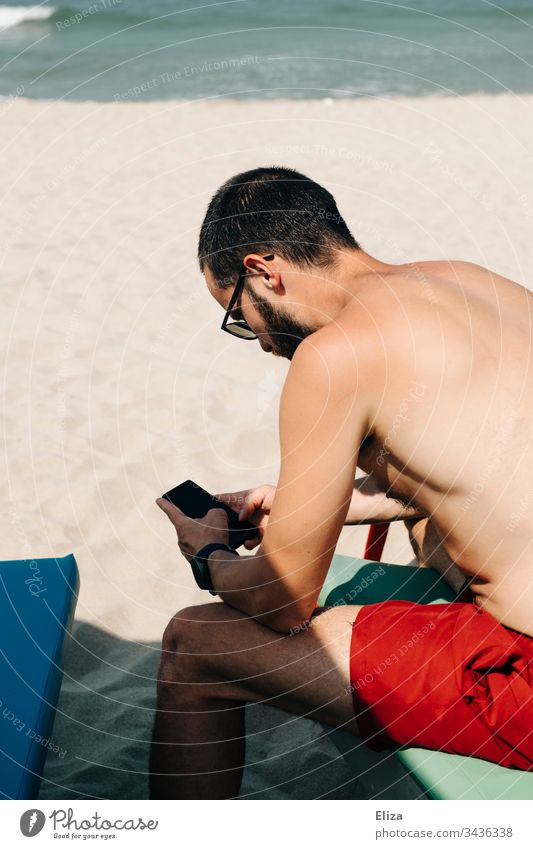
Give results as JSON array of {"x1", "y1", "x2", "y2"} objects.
[
  {"x1": 158, "y1": 601, "x2": 240, "y2": 698},
  {"x1": 161, "y1": 603, "x2": 216, "y2": 656},
  {"x1": 157, "y1": 604, "x2": 214, "y2": 700},
  {"x1": 161, "y1": 600, "x2": 246, "y2": 655}
]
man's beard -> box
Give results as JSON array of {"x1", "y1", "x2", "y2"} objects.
[{"x1": 245, "y1": 285, "x2": 315, "y2": 360}]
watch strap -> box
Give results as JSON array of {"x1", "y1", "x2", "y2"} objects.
[{"x1": 191, "y1": 542, "x2": 237, "y2": 595}]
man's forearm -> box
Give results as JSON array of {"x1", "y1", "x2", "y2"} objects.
[
  {"x1": 345, "y1": 475, "x2": 424, "y2": 524},
  {"x1": 207, "y1": 549, "x2": 303, "y2": 632},
  {"x1": 205, "y1": 473, "x2": 423, "y2": 626},
  {"x1": 404, "y1": 516, "x2": 468, "y2": 593}
]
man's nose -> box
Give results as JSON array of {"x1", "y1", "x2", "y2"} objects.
[{"x1": 259, "y1": 339, "x2": 273, "y2": 353}]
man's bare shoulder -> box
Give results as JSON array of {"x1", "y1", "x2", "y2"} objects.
[
  {"x1": 290, "y1": 256, "x2": 528, "y2": 385},
  {"x1": 403, "y1": 258, "x2": 482, "y2": 279},
  {"x1": 281, "y1": 328, "x2": 375, "y2": 456},
  {"x1": 309, "y1": 262, "x2": 469, "y2": 364},
  {"x1": 283, "y1": 317, "x2": 381, "y2": 424},
  {"x1": 402, "y1": 258, "x2": 529, "y2": 300},
  {"x1": 296, "y1": 306, "x2": 381, "y2": 375},
  {"x1": 343, "y1": 258, "x2": 527, "y2": 325},
  {"x1": 357, "y1": 258, "x2": 487, "y2": 301}
]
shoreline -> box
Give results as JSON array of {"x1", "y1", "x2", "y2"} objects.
[{"x1": 2, "y1": 89, "x2": 531, "y2": 104}]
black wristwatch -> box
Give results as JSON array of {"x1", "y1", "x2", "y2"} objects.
[{"x1": 190, "y1": 542, "x2": 238, "y2": 596}]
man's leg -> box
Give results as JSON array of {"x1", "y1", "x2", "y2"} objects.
[{"x1": 150, "y1": 602, "x2": 363, "y2": 800}]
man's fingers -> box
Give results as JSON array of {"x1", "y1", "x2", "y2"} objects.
[
  {"x1": 213, "y1": 492, "x2": 232, "y2": 505},
  {"x1": 238, "y1": 501, "x2": 254, "y2": 520},
  {"x1": 214, "y1": 491, "x2": 248, "y2": 510},
  {"x1": 216, "y1": 492, "x2": 255, "y2": 518},
  {"x1": 244, "y1": 536, "x2": 260, "y2": 550},
  {"x1": 214, "y1": 485, "x2": 274, "y2": 519},
  {"x1": 239, "y1": 497, "x2": 267, "y2": 521},
  {"x1": 155, "y1": 498, "x2": 185, "y2": 530},
  {"x1": 205, "y1": 507, "x2": 229, "y2": 528},
  {"x1": 156, "y1": 497, "x2": 184, "y2": 518}
]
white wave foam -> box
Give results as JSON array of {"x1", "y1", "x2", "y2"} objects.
[{"x1": 0, "y1": 5, "x2": 55, "y2": 32}]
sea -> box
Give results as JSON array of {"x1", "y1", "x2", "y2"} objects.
[{"x1": 0, "y1": 0, "x2": 532, "y2": 102}]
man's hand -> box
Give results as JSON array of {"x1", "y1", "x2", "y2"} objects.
[
  {"x1": 404, "y1": 515, "x2": 467, "y2": 593},
  {"x1": 215, "y1": 484, "x2": 275, "y2": 550},
  {"x1": 345, "y1": 474, "x2": 425, "y2": 524},
  {"x1": 156, "y1": 499, "x2": 229, "y2": 562}
]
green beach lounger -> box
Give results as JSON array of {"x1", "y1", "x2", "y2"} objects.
[{"x1": 318, "y1": 554, "x2": 533, "y2": 800}]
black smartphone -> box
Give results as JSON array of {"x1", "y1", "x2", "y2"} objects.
[{"x1": 162, "y1": 479, "x2": 258, "y2": 550}]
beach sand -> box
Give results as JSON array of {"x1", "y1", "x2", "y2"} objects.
[{"x1": 1, "y1": 93, "x2": 532, "y2": 799}]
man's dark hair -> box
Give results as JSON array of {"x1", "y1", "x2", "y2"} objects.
[{"x1": 198, "y1": 166, "x2": 360, "y2": 287}]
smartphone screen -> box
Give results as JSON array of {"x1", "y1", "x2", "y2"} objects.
[
  {"x1": 162, "y1": 480, "x2": 257, "y2": 549},
  {"x1": 163, "y1": 480, "x2": 219, "y2": 518}
]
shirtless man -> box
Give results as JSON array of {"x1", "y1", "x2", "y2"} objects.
[{"x1": 150, "y1": 166, "x2": 533, "y2": 799}]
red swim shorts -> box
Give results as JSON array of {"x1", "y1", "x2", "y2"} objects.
[{"x1": 349, "y1": 600, "x2": 533, "y2": 770}]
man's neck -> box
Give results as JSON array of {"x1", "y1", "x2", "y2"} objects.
[{"x1": 326, "y1": 248, "x2": 397, "y2": 315}]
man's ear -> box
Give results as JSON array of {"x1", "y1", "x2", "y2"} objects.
[{"x1": 243, "y1": 253, "x2": 284, "y2": 293}]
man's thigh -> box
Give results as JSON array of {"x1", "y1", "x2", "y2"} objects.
[{"x1": 174, "y1": 602, "x2": 363, "y2": 735}]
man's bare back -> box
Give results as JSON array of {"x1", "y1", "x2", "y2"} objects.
[{"x1": 347, "y1": 259, "x2": 533, "y2": 636}]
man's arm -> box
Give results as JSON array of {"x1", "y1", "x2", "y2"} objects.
[
  {"x1": 345, "y1": 474, "x2": 425, "y2": 524},
  {"x1": 209, "y1": 330, "x2": 372, "y2": 633},
  {"x1": 404, "y1": 515, "x2": 468, "y2": 592}
]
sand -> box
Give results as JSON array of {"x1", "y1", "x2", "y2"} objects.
[{"x1": 1, "y1": 93, "x2": 532, "y2": 799}]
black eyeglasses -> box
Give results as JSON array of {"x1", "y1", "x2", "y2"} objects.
[{"x1": 220, "y1": 254, "x2": 274, "y2": 340}]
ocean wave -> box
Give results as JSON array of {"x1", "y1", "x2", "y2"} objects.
[
  {"x1": 0, "y1": 5, "x2": 56, "y2": 32},
  {"x1": 0, "y1": 3, "x2": 181, "y2": 32}
]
